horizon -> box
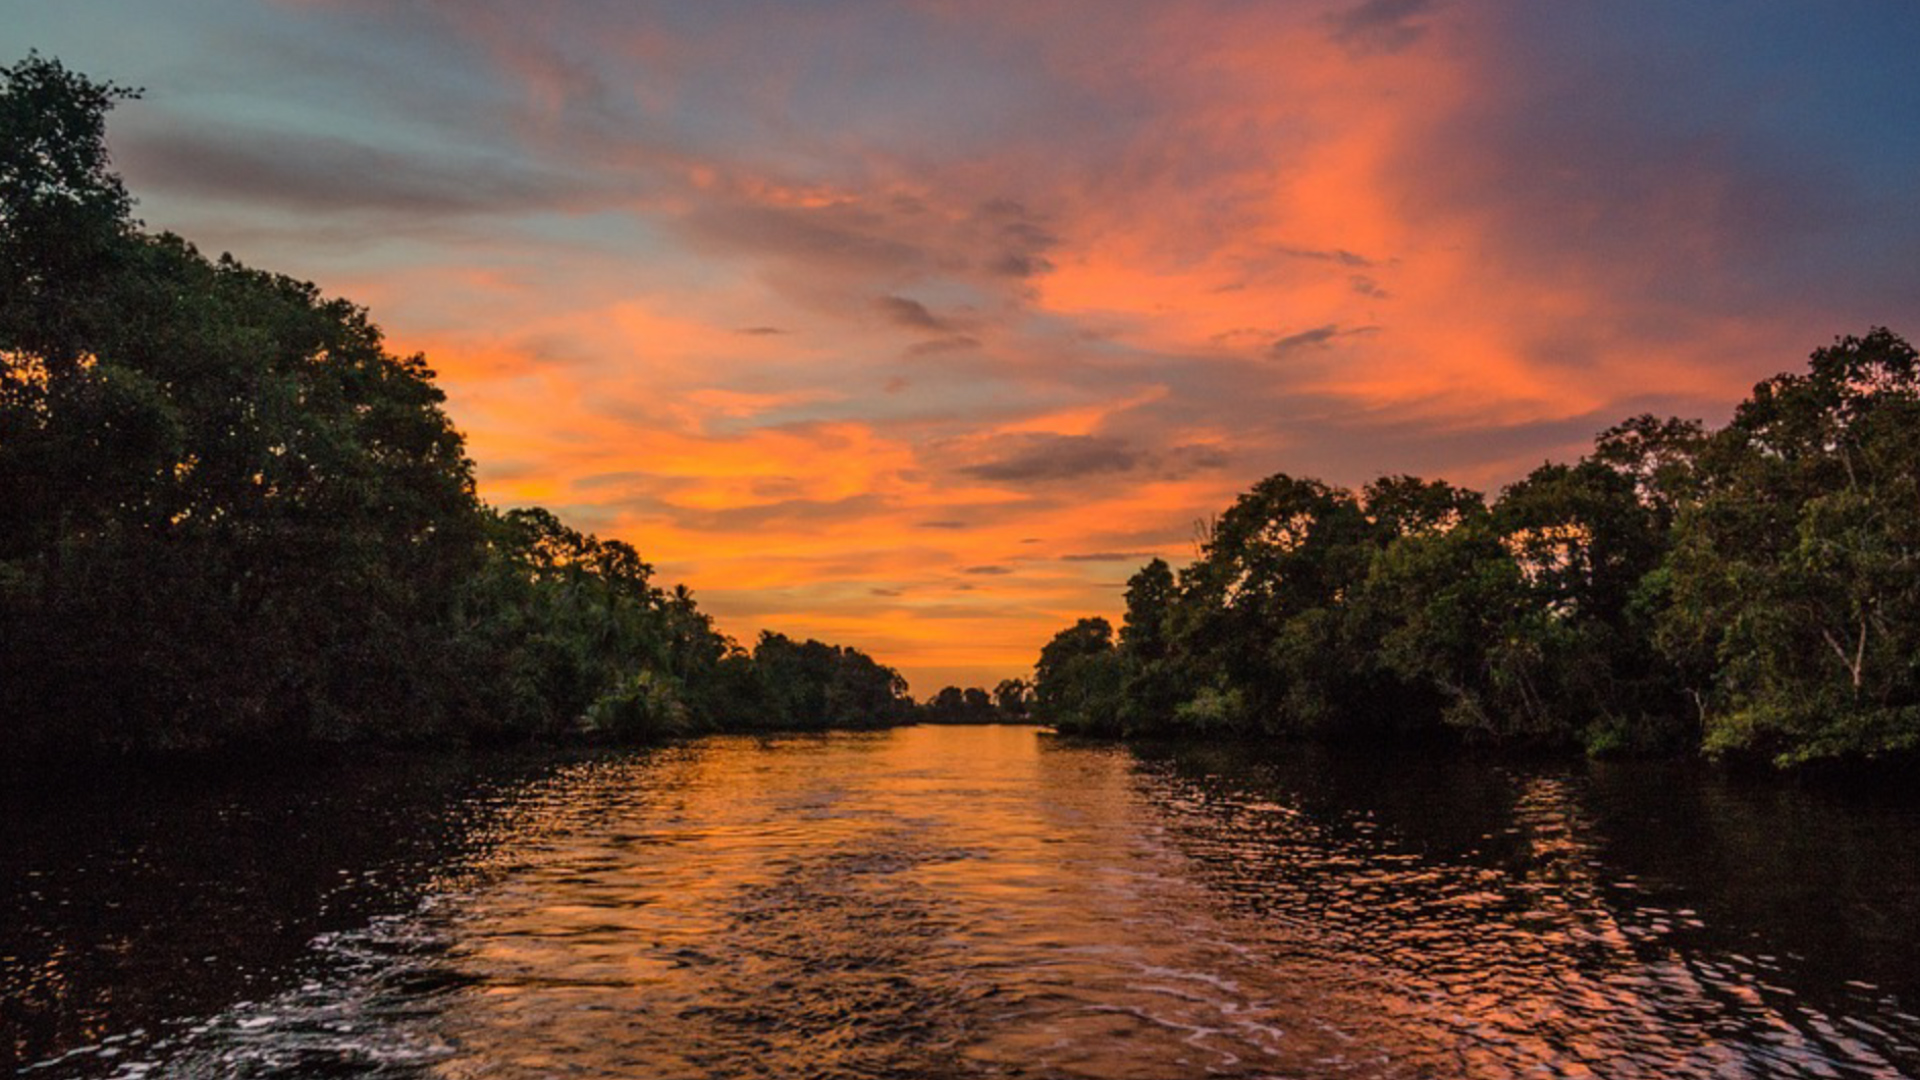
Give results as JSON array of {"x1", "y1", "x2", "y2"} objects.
[{"x1": 9, "y1": 1, "x2": 1919, "y2": 693}]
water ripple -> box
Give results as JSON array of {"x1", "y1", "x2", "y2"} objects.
[{"x1": 13, "y1": 728, "x2": 1920, "y2": 1079}]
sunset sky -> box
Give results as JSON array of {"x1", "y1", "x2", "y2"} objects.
[{"x1": 9, "y1": 1, "x2": 1919, "y2": 693}]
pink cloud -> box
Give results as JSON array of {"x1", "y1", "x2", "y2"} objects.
[{"x1": 127, "y1": 1, "x2": 1911, "y2": 690}]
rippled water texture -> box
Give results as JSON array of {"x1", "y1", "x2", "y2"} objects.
[{"x1": 8, "y1": 727, "x2": 1920, "y2": 1078}]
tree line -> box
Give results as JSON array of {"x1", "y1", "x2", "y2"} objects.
[
  {"x1": 1031, "y1": 333, "x2": 1920, "y2": 768},
  {"x1": 0, "y1": 55, "x2": 927, "y2": 757},
  {"x1": 919, "y1": 680, "x2": 1033, "y2": 724}
]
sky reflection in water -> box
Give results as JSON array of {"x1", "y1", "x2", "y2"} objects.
[{"x1": 9, "y1": 727, "x2": 1920, "y2": 1078}]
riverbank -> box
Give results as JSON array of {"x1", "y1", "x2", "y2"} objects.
[{"x1": 1040, "y1": 725, "x2": 1920, "y2": 793}]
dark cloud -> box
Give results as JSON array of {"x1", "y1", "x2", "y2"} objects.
[
  {"x1": 917, "y1": 519, "x2": 969, "y2": 529},
  {"x1": 664, "y1": 171, "x2": 1061, "y2": 332},
  {"x1": 673, "y1": 188, "x2": 1058, "y2": 319},
  {"x1": 475, "y1": 458, "x2": 546, "y2": 482},
  {"x1": 682, "y1": 200, "x2": 930, "y2": 279},
  {"x1": 1270, "y1": 323, "x2": 1379, "y2": 356},
  {"x1": 119, "y1": 125, "x2": 595, "y2": 218},
  {"x1": 1277, "y1": 245, "x2": 1377, "y2": 267},
  {"x1": 907, "y1": 335, "x2": 980, "y2": 357},
  {"x1": 961, "y1": 565, "x2": 1014, "y2": 575},
  {"x1": 977, "y1": 198, "x2": 1059, "y2": 278},
  {"x1": 1166, "y1": 443, "x2": 1232, "y2": 475},
  {"x1": 989, "y1": 252, "x2": 1053, "y2": 277},
  {"x1": 573, "y1": 470, "x2": 686, "y2": 493},
  {"x1": 748, "y1": 476, "x2": 807, "y2": 499},
  {"x1": 1060, "y1": 552, "x2": 1149, "y2": 563},
  {"x1": 877, "y1": 294, "x2": 952, "y2": 333},
  {"x1": 1328, "y1": 0, "x2": 1439, "y2": 56},
  {"x1": 673, "y1": 493, "x2": 891, "y2": 532},
  {"x1": 1271, "y1": 324, "x2": 1339, "y2": 352},
  {"x1": 954, "y1": 433, "x2": 1232, "y2": 488},
  {"x1": 870, "y1": 587, "x2": 903, "y2": 597},
  {"x1": 737, "y1": 325, "x2": 787, "y2": 335},
  {"x1": 960, "y1": 435, "x2": 1141, "y2": 483}
]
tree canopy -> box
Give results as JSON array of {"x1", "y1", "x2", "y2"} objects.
[
  {"x1": 0, "y1": 54, "x2": 918, "y2": 757},
  {"x1": 1033, "y1": 329, "x2": 1920, "y2": 769}
]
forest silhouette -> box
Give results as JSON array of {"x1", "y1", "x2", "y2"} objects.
[
  {"x1": 0, "y1": 56, "x2": 933, "y2": 757},
  {"x1": 6, "y1": 55, "x2": 1915, "y2": 770},
  {"x1": 1029, "y1": 332, "x2": 1920, "y2": 767}
]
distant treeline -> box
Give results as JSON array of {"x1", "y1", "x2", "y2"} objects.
[
  {"x1": 0, "y1": 56, "x2": 927, "y2": 757},
  {"x1": 1031, "y1": 332, "x2": 1920, "y2": 768},
  {"x1": 919, "y1": 680, "x2": 1035, "y2": 724}
]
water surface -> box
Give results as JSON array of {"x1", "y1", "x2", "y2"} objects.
[{"x1": 6, "y1": 727, "x2": 1919, "y2": 1078}]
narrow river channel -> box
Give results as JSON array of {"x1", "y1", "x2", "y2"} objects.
[{"x1": 7, "y1": 725, "x2": 1920, "y2": 1078}]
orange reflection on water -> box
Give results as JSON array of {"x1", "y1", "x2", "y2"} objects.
[
  {"x1": 18, "y1": 729, "x2": 1920, "y2": 1078},
  {"x1": 375, "y1": 731, "x2": 1916, "y2": 1078}
]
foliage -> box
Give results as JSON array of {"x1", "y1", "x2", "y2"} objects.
[
  {"x1": 992, "y1": 678, "x2": 1033, "y2": 718},
  {"x1": 1032, "y1": 617, "x2": 1125, "y2": 734},
  {"x1": 1660, "y1": 329, "x2": 1920, "y2": 765},
  {"x1": 748, "y1": 631, "x2": 914, "y2": 730},
  {"x1": 1030, "y1": 327, "x2": 1920, "y2": 769},
  {"x1": 923, "y1": 685, "x2": 1000, "y2": 723},
  {"x1": 0, "y1": 55, "x2": 916, "y2": 757}
]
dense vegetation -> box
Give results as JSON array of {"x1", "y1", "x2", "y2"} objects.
[
  {"x1": 1031, "y1": 335, "x2": 1920, "y2": 768},
  {"x1": 0, "y1": 56, "x2": 918, "y2": 757},
  {"x1": 920, "y1": 679, "x2": 1034, "y2": 724},
  {"x1": 12, "y1": 57, "x2": 1911, "y2": 769}
]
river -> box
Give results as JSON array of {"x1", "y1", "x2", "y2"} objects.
[{"x1": 5, "y1": 725, "x2": 1919, "y2": 1078}]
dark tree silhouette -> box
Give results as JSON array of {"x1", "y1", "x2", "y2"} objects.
[{"x1": 0, "y1": 55, "x2": 917, "y2": 757}]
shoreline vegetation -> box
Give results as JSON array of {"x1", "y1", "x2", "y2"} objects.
[
  {"x1": 0, "y1": 55, "x2": 1046, "y2": 762},
  {"x1": 7, "y1": 58, "x2": 1914, "y2": 775},
  {"x1": 1028, "y1": 339, "x2": 1920, "y2": 771}
]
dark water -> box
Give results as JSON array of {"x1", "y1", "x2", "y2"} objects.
[{"x1": 5, "y1": 727, "x2": 1920, "y2": 1079}]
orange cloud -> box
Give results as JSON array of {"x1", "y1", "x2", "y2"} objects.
[{"x1": 120, "y1": 1, "x2": 1909, "y2": 692}]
